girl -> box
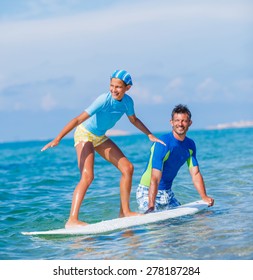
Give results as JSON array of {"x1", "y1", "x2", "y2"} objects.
[{"x1": 42, "y1": 69, "x2": 165, "y2": 228}]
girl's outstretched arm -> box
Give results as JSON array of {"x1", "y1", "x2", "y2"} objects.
[
  {"x1": 128, "y1": 115, "x2": 166, "y2": 146},
  {"x1": 41, "y1": 111, "x2": 90, "y2": 151}
]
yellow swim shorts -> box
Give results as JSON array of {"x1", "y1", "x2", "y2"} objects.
[{"x1": 74, "y1": 124, "x2": 108, "y2": 147}]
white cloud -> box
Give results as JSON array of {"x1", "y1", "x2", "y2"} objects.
[
  {"x1": 0, "y1": 73, "x2": 6, "y2": 91},
  {"x1": 168, "y1": 78, "x2": 183, "y2": 90},
  {"x1": 195, "y1": 77, "x2": 253, "y2": 103},
  {"x1": 1, "y1": 1, "x2": 252, "y2": 45},
  {"x1": 131, "y1": 86, "x2": 153, "y2": 104},
  {"x1": 0, "y1": 0, "x2": 252, "y2": 142},
  {"x1": 152, "y1": 95, "x2": 164, "y2": 104},
  {"x1": 13, "y1": 102, "x2": 25, "y2": 111},
  {"x1": 0, "y1": 96, "x2": 6, "y2": 110},
  {"x1": 131, "y1": 77, "x2": 187, "y2": 105},
  {"x1": 131, "y1": 84, "x2": 166, "y2": 105},
  {"x1": 41, "y1": 93, "x2": 57, "y2": 111},
  {"x1": 0, "y1": 1, "x2": 252, "y2": 121},
  {"x1": 235, "y1": 79, "x2": 253, "y2": 92},
  {"x1": 195, "y1": 77, "x2": 221, "y2": 102},
  {"x1": 197, "y1": 77, "x2": 220, "y2": 92}
]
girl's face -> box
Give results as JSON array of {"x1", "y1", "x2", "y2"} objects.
[{"x1": 110, "y1": 78, "x2": 131, "y2": 101}]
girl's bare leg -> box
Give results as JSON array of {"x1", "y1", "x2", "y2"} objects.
[
  {"x1": 95, "y1": 139, "x2": 139, "y2": 217},
  {"x1": 65, "y1": 141, "x2": 95, "y2": 228}
]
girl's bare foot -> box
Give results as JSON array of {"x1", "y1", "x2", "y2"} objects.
[
  {"x1": 65, "y1": 219, "x2": 88, "y2": 229},
  {"x1": 119, "y1": 211, "x2": 142, "y2": 218}
]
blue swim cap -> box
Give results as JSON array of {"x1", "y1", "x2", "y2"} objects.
[{"x1": 110, "y1": 69, "x2": 133, "y2": 86}]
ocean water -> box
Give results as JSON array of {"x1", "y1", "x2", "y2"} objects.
[{"x1": 0, "y1": 128, "x2": 253, "y2": 260}]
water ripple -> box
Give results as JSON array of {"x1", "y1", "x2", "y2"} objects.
[{"x1": 1, "y1": 129, "x2": 253, "y2": 259}]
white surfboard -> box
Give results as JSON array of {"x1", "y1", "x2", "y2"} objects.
[{"x1": 21, "y1": 200, "x2": 208, "y2": 236}]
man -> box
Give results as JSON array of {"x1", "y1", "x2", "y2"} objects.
[{"x1": 136, "y1": 104, "x2": 214, "y2": 213}]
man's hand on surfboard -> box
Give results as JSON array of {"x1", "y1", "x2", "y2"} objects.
[
  {"x1": 144, "y1": 207, "x2": 154, "y2": 214},
  {"x1": 203, "y1": 196, "x2": 214, "y2": 207}
]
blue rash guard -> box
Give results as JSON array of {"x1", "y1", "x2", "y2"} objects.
[
  {"x1": 140, "y1": 132, "x2": 199, "y2": 191},
  {"x1": 83, "y1": 92, "x2": 135, "y2": 136}
]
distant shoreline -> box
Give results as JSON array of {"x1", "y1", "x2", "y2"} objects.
[
  {"x1": 207, "y1": 120, "x2": 253, "y2": 130},
  {"x1": 1, "y1": 123, "x2": 253, "y2": 144},
  {"x1": 106, "y1": 129, "x2": 131, "y2": 136}
]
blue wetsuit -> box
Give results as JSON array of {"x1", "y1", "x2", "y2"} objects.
[
  {"x1": 140, "y1": 132, "x2": 199, "y2": 191},
  {"x1": 83, "y1": 92, "x2": 135, "y2": 136}
]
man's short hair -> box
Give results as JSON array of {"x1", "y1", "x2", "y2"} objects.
[{"x1": 171, "y1": 104, "x2": 192, "y2": 120}]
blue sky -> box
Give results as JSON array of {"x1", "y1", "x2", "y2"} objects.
[{"x1": 0, "y1": 0, "x2": 252, "y2": 142}]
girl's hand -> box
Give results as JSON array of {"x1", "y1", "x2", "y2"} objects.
[
  {"x1": 41, "y1": 139, "x2": 60, "y2": 152},
  {"x1": 148, "y1": 134, "x2": 166, "y2": 146}
]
